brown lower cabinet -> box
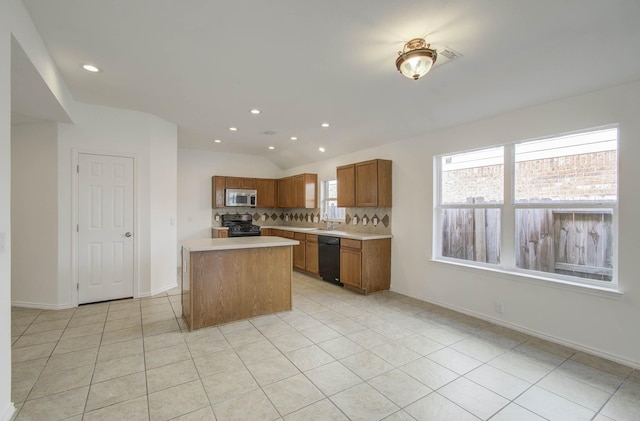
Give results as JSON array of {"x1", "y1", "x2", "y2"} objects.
[
  {"x1": 211, "y1": 229, "x2": 228, "y2": 238},
  {"x1": 264, "y1": 229, "x2": 391, "y2": 292},
  {"x1": 305, "y1": 234, "x2": 319, "y2": 275},
  {"x1": 340, "y1": 237, "x2": 391, "y2": 294},
  {"x1": 293, "y1": 232, "x2": 306, "y2": 270}
]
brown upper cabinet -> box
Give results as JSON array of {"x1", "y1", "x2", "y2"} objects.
[
  {"x1": 277, "y1": 173, "x2": 317, "y2": 209},
  {"x1": 225, "y1": 177, "x2": 256, "y2": 189},
  {"x1": 255, "y1": 178, "x2": 277, "y2": 208},
  {"x1": 337, "y1": 159, "x2": 391, "y2": 207},
  {"x1": 336, "y1": 164, "x2": 356, "y2": 207},
  {"x1": 213, "y1": 174, "x2": 316, "y2": 209},
  {"x1": 212, "y1": 176, "x2": 226, "y2": 208}
]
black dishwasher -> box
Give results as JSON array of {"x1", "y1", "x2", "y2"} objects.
[{"x1": 318, "y1": 236, "x2": 341, "y2": 285}]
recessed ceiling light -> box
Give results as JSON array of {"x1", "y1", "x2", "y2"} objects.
[
  {"x1": 250, "y1": 109, "x2": 261, "y2": 115},
  {"x1": 318, "y1": 147, "x2": 326, "y2": 152},
  {"x1": 229, "y1": 127, "x2": 238, "y2": 131},
  {"x1": 290, "y1": 136, "x2": 298, "y2": 141},
  {"x1": 82, "y1": 64, "x2": 100, "y2": 72},
  {"x1": 268, "y1": 146, "x2": 275, "y2": 150},
  {"x1": 321, "y1": 123, "x2": 330, "y2": 128},
  {"x1": 213, "y1": 139, "x2": 222, "y2": 143}
]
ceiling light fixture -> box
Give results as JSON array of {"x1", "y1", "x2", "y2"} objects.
[
  {"x1": 268, "y1": 146, "x2": 275, "y2": 150},
  {"x1": 321, "y1": 123, "x2": 330, "y2": 128},
  {"x1": 318, "y1": 147, "x2": 325, "y2": 152},
  {"x1": 213, "y1": 139, "x2": 222, "y2": 143},
  {"x1": 82, "y1": 64, "x2": 100, "y2": 72},
  {"x1": 250, "y1": 109, "x2": 261, "y2": 114},
  {"x1": 229, "y1": 127, "x2": 238, "y2": 131},
  {"x1": 395, "y1": 38, "x2": 437, "y2": 80},
  {"x1": 290, "y1": 136, "x2": 298, "y2": 141}
]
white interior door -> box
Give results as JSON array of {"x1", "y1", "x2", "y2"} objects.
[{"x1": 78, "y1": 153, "x2": 134, "y2": 304}]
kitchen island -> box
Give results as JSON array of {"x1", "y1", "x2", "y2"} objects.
[{"x1": 181, "y1": 236, "x2": 298, "y2": 331}]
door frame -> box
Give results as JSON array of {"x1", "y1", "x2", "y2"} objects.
[{"x1": 71, "y1": 149, "x2": 138, "y2": 306}]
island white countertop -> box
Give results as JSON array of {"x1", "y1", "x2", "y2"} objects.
[{"x1": 182, "y1": 236, "x2": 299, "y2": 251}]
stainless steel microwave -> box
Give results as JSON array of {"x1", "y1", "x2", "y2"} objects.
[{"x1": 225, "y1": 189, "x2": 257, "y2": 207}]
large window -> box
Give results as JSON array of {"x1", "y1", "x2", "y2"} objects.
[
  {"x1": 321, "y1": 179, "x2": 346, "y2": 222},
  {"x1": 435, "y1": 127, "x2": 618, "y2": 286}
]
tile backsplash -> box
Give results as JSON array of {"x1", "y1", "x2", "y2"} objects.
[{"x1": 212, "y1": 207, "x2": 392, "y2": 234}]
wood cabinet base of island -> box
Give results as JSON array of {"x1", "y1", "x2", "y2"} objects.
[{"x1": 182, "y1": 246, "x2": 292, "y2": 331}]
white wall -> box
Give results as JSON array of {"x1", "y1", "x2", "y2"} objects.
[
  {"x1": 11, "y1": 123, "x2": 59, "y2": 307},
  {"x1": 177, "y1": 148, "x2": 282, "y2": 243},
  {"x1": 149, "y1": 119, "x2": 178, "y2": 294},
  {"x1": 57, "y1": 103, "x2": 178, "y2": 302},
  {"x1": 0, "y1": 0, "x2": 14, "y2": 417},
  {"x1": 287, "y1": 80, "x2": 640, "y2": 367}
]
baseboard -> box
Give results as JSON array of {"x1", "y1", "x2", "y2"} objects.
[
  {"x1": 390, "y1": 286, "x2": 640, "y2": 370},
  {"x1": 10, "y1": 300, "x2": 74, "y2": 310},
  {"x1": 141, "y1": 282, "x2": 179, "y2": 298},
  {"x1": 0, "y1": 402, "x2": 16, "y2": 421}
]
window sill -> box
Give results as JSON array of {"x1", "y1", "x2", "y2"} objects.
[{"x1": 429, "y1": 258, "x2": 624, "y2": 300}]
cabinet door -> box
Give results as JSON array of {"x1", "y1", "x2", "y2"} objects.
[
  {"x1": 305, "y1": 235, "x2": 319, "y2": 274},
  {"x1": 293, "y1": 175, "x2": 305, "y2": 208},
  {"x1": 337, "y1": 164, "x2": 355, "y2": 207},
  {"x1": 225, "y1": 177, "x2": 242, "y2": 189},
  {"x1": 282, "y1": 230, "x2": 294, "y2": 239},
  {"x1": 376, "y1": 160, "x2": 392, "y2": 207},
  {"x1": 256, "y1": 178, "x2": 277, "y2": 208},
  {"x1": 355, "y1": 160, "x2": 379, "y2": 207},
  {"x1": 293, "y1": 232, "x2": 306, "y2": 270},
  {"x1": 340, "y1": 247, "x2": 362, "y2": 288},
  {"x1": 277, "y1": 177, "x2": 294, "y2": 208},
  {"x1": 304, "y1": 174, "x2": 318, "y2": 208},
  {"x1": 212, "y1": 176, "x2": 226, "y2": 208},
  {"x1": 242, "y1": 178, "x2": 257, "y2": 189}
]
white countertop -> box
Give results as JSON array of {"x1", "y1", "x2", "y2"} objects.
[
  {"x1": 261, "y1": 226, "x2": 392, "y2": 241},
  {"x1": 182, "y1": 236, "x2": 299, "y2": 251},
  {"x1": 210, "y1": 225, "x2": 392, "y2": 240}
]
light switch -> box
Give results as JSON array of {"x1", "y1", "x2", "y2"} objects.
[
  {"x1": 215, "y1": 215, "x2": 220, "y2": 222},
  {"x1": 314, "y1": 216, "x2": 319, "y2": 223},
  {"x1": 0, "y1": 232, "x2": 5, "y2": 254},
  {"x1": 362, "y1": 217, "x2": 368, "y2": 226},
  {"x1": 170, "y1": 218, "x2": 176, "y2": 226},
  {"x1": 261, "y1": 214, "x2": 266, "y2": 221}
]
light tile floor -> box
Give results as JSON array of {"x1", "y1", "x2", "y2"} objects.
[{"x1": 10, "y1": 271, "x2": 640, "y2": 421}]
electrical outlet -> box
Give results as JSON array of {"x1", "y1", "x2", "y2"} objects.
[
  {"x1": 362, "y1": 217, "x2": 368, "y2": 226},
  {"x1": 352, "y1": 216, "x2": 358, "y2": 225},
  {"x1": 261, "y1": 214, "x2": 266, "y2": 221},
  {"x1": 373, "y1": 217, "x2": 379, "y2": 226},
  {"x1": 495, "y1": 301, "x2": 504, "y2": 314}
]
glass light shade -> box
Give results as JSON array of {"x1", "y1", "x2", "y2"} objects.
[{"x1": 396, "y1": 50, "x2": 435, "y2": 80}]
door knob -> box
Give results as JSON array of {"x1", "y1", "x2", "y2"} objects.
[{"x1": 125, "y1": 232, "x2": 132, "y2": 237}]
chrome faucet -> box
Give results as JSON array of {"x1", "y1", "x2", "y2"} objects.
[{"x1": 323, "y1": 213, "x2": 333, "y2": 230}]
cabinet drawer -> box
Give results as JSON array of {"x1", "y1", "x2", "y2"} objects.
[
  {"x1": 282, "y1": 231, "x2": 295, "y2": 239},
  {"x1": 341, "y1": 238, "x2": 362, "y2": 250},
  {"x1": 306, "y1": 234, "x2": 318, "y2": 243},
  {"x1": 294, "y1": 232, "x2": 306, "y2": 241}
]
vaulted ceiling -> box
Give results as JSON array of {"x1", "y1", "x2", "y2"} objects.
[{"x1": 16, "y1": 0, "x2": 640, "y2": 169}]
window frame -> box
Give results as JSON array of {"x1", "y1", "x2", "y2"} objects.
[
  {"x1": 434, "y1": 125, "x2": 619, "y2": 290},
  {"x1": 320, "y1": 179, "x2": 346, "y2": 223}
]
